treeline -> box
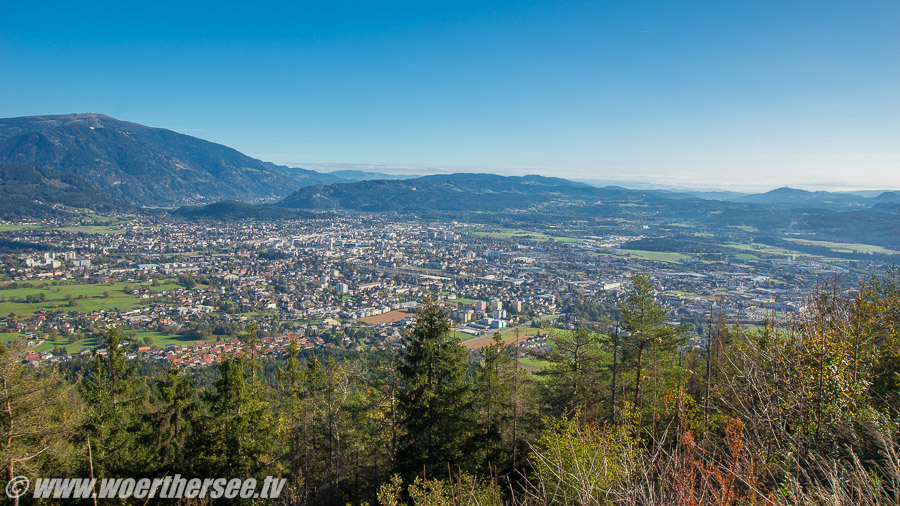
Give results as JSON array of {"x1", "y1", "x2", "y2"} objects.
[
  {"x1": 3, "y1": 271, "x2": 900, "y2": 504},
  {"x1": 621, "y1": 235, "x2": 734, "y2": 254}
]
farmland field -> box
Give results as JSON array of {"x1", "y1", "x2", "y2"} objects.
[
  {"x1": 0, "y1": 282, "x2": 141, "y2": 316},
  {"x1": 132, "y1": 330, "x2": 221, "y2": 348},
  {"x1": 518, "y1": 357, "x2": 551, "y2": 369},
  {"x1": 615, "y1": 249, "x2": 690, "y2": 263},
  {"x1": 785, "y1": 238, "x2": 899, "y2": 255},
  {"x1": 0, "y1": 279, "x2": 190, "y2": 316},
  {"x1": 55, "y1": 225, "x2": 126, "y2": 235},
  {"x1": 34, "y1": 336, "x2": 100, "y2": 354},
  {"x1": 470, "y1": 228, "x2": 583, "y2": 243}
]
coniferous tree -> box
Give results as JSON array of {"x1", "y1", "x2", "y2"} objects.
[
  {"x1": 277, "y1": 338, "x2": 306, "y2": 482},
  {"x1": 79, "y1": 325, "x2": 153, "y2": 476},
  {"x1": 154, "y1": 365, "x2": 197, "y2": 474},
  {"x1": 0, "y1": 340, "x2": 81, "y2": 502},
  {"x1": 201, "y1": 352, "x2": 277, "y2": 479},
  {"x1": 539, "y1": 325, "x2": 609, "y2": 420},
  {"x1": 619, "y1": 271, "x2": 681, "y2": 438},
  {"x1": 473, "y1": 333, "x2": 514, "y2": 472},
  {"x1": 396, "y1": 298, "x2": 478, "y2": 479}
]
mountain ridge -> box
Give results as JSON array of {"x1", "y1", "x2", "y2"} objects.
[
  {"x1": 0, "y1": 161, "x2": 132, "y2": 218},
  {"x1": 0, "y1": 114, "x2": 343, "y2": 206},
  {"x1": 278, "y1": 172, "x2": 605, "y2": 212},
  {"x1": 1, "y1": 114, "x2": 897, "y2": 218}
]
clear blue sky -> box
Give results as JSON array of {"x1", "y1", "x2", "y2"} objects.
[{"x1": 2, "y1": 1, "x2": 898, "y2": 190}]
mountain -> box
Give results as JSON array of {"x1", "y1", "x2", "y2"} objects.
[
  {"x1": 0, "y1": 114, "x2": 341, "y2": 206},
  {"x1": 872, "y1": 191, "x2": 900, "y2": 203},
  {"x1": 730, "y1": 187, "x2": 870, "y2": 210},
  {"x1": 275, "y1": 172, "x2": 900, "y2": 247},
  {"x1": 278, "y1": 173, "x2": 603, "y2": 212},
  {"x1": 263, "y1": 163, "x2": 347, "y2": 186},
  {"x1": 0, "y1": 162, "x2": 131, "y2": 218},
  {"x1": 871, "y1": 202, "x2": 900, "y2": 213}
]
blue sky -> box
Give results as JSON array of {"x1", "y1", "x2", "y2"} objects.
[{"x1": 2, "y1": 1, "x2": 898, "y2": 190}]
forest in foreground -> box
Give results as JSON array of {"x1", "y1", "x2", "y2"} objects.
[{"x1": 3, "y1": 270, "x2": 900, "y2": 505}]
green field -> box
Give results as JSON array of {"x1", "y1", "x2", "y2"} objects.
[
  {"x1": 0, "y1": 223, "x2": 126, "y2": 235},
  {"x1": 519, "y1": 358, "x2": 551, "y2": 369},
  {"x1": 452, "y1": 330, "x2": 481, "y2": 340},
  {"x1": 0, "y1": 223, "x2": 41, "y2": 232},
  {"x1": 0, "y1": 279, "x2": 190, "y2": 316},
  {"x1": 0, "y1": 331, "x2": 21, "y2": 342},
  {"x1": 615, "y1": 249, "x2": 690, "y2": 263},
  {"x1": 471, "y1": 228, "x2": 583, "y2": 243},
  {"x1": 132, "y1": 330, "x2": 221, "y2": 348},
  {"x1": 55, "y1": 225, "x2": 126, "y2": 235},
  {"x1": 32, "y1": 331, "x2": 223, "y2": 353},
  {"x1": 785, "y1": 238, "x2": 899, "y2": 255},
  {"x1": 498, "y1": 326, "x2": 542, "y2": 340},
  {"x1": 34, "y1": 336, "x2": 100, "y2": 353},
  {"x1": 726, "y1": 242, "x2": 804, "y2": 257},
  {"x1": 0, "y1": 283, "x2": 141, "y2": 316}
]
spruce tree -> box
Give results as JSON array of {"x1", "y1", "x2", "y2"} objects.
[
  {"x1": 396, "y1": 298, "x2": 477, "y2": 479},
  {"x1": 202, "y1": 348, "x2": 277, "y2": 479},
  {"x1": 79, "y1": 325, "x2": 153, "y2": 476},
  {"x1": 154, "y1": 365, "x2": 197, "y2": 474},
  {"x1": 473, "y1": 333, "x2": 515, "y2": 472}
]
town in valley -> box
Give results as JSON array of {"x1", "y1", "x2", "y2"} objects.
[{"x1": 3, "y1": 210, "x2": 890, "y2": 369}]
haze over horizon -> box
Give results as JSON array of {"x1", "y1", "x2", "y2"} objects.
[{"x1": 2, "y1": 1, "x2": 898, "y2": 191}]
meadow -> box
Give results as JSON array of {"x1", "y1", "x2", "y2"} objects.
[
  {"x1": 614, "y1": 249, "x2": 690, "y2": 263},
  {"x1": 785, "y1": 238, "x2": 899, "y2": 255},
  {"x1": 470, "y1": 228, "x2": 583, "y2": 243},
  {"x1": 0, "y1": 279, "x2": 187, "y2": 316},
  {"x1": 33, "y1": 330, "x2": 223, "y2": 353}
]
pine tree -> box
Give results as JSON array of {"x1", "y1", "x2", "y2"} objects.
[
  {"x1": 0, "y1": 340, "x2": 81, "y2": 504},
  {"x1": 540, "y1": 325, "x2": 608, "y2": 420},
  {"x1": 619, "y1": 271, "x2": 681, "y2": 438},
  {"x1": 397, "y1": 298, "x2": 478, "y2": 479}
]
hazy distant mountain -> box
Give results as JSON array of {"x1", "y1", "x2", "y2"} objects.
[
  {"x1": 2, "y1": 113, "x2": 896, "y2": 231},
  {"x1": 326, "y1": 170, "x2": 416, "y2": 182},
  {"x1": 278, "y1": 173, "x2": 602, "y2": 212},
  {"x1": 871, "y1": 202, "x2": 900, "y2": 213},
  {"x1": 0, "y1": 162, "x2": 131, "y2": 218},
  {"x1": 676, "y1": 190, "x2": 749, "y2": 200},
  {"x1": 730, "y1": 187, "x2": 871, "y2": 210},
  {"x1": 0, "y1": 114, "x2": 340, "y2": 206},
  {"x1": 262, "y1": 163, "x2": 347, "y2": 186},
  {"x1": 872, "y1": 191, "x2": 900, "y2": 203}
]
